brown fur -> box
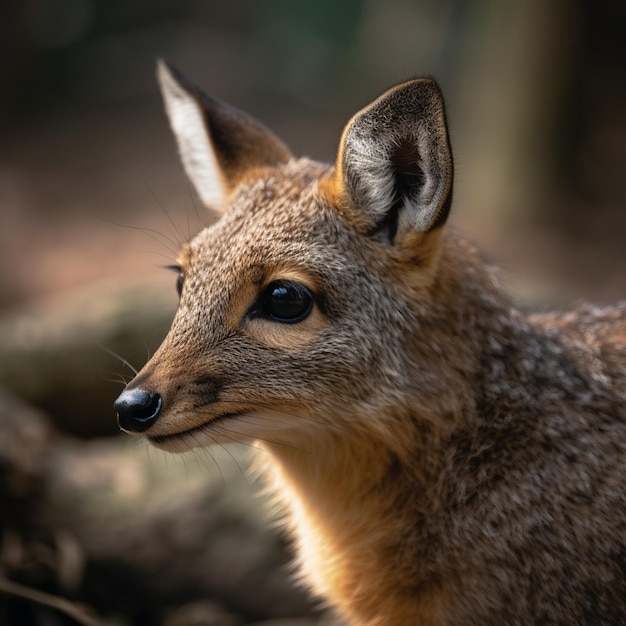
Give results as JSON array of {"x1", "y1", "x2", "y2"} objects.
[{"x1": 115, "y1": 62, "x2": 626, "y2": 625}]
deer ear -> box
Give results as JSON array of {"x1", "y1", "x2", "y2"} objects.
[
  {"x1": 333, "y1": 79, "x2": 453, "y2": 243},
  {"x1": 156, "y1": 60, "x2": 292, "y2": 211}
]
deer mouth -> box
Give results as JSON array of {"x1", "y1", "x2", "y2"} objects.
[{"x1": 147, "y1": 410, "x2": 248, "y2": 448}]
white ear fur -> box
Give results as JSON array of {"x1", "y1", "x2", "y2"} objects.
[
  {"x1": 157, "y1": 60, "x2": 226, "y2": 210},
  {"x1": 157, "y1": 61, "x2": 292, "y2": 212},
  {"x1": 339, "y1": 79, "x2": 453, "y2": 239}
]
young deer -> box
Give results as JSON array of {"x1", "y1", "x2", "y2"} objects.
[{"x1": 114, "y1": 61, "x2": 626, "y2": 625}]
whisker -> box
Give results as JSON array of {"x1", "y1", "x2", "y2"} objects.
[
  {"x1": 215, "y1": 442, "x2": 251, "y2": 487},
  {"x1": 160, "y1": 444, "x2": 170, "y2": 473},
  {"x1": 98, "y1": 344, "x2": 139, "y2": 376},
  {"x1": 142, "y1": 340, "x2": 154, "y2": 364},
  {"x1": 186, "y1": 180, "x2": 208, "y2": 236},
  {"x1": 214, "y1": 418, "x2": 331, "y2": 460},
  {"x1": 145, "y1": 182, "x2": 187, "y2": 249},
  {"x1": 207, "y1": 426, "x2": 274, "y2": 456},
  {"x1": 105, "y1": 373, "x2": 129, "y2": 386},
  {"x1": 141, "y1": 249, "x2": 185, "y2": 264},
  {"x1": 96, "y1": 217, "x2": 182, "y2": 257},
  {"x1": 185, "y1": 195, "x2": 193, "y2": 243},
  {"x1": 189, "y1": 432, "x2": 224, "y2": 481}
]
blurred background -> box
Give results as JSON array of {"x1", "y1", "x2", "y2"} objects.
[{"x1": 0, "y1": 0, "x2": 624, "y2": 624}]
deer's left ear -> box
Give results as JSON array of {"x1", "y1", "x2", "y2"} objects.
[
  {"x1": 331, "y1": 79, "x2": 453, "y2": 243},
  {"x1": 157, "y1": 60, "x2": 292, "y2": 211}
]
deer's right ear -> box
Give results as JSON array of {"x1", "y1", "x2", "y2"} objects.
[
  {"x1": 156, "y1": 60, "x2": 292, "y2": 211},
  {"x1": 328, "y1": 79, "x2": 453, "y2": 244}
]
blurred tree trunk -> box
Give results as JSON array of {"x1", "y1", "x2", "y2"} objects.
[{"x1": 551, "y1": 0, "x2": 626, "y2": 217}]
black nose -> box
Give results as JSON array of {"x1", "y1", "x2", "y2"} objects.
[{"x1": 114, "y1": 389, "x2": 162, "y2": 433}]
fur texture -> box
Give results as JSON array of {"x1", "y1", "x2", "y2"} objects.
[{"x1": 115, "y1": 64, "x2": 626, "y2": 625}]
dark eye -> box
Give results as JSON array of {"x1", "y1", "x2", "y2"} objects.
[
  {"x1": 259, "y1": 280, "x2": 313, "y2": 323},
  {"x1": 175, "y1": 271, "x2": 184, "y2": 297},
  {"x1": 165, "y1": 265, "x2": 184, "y2": 297}
]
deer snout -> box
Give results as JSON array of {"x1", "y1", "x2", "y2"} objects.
[{"x1": 114, "y1": 388, "x2": 162, "y2": 433}]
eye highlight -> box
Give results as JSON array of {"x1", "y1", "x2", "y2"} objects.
[{"x1": 257, "y1": 280, "x2": 314, "y2": 324}]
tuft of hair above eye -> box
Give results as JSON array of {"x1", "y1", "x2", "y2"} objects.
[{"x1": 255, "y1": 280, "x2": 314, "y2": 324}]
